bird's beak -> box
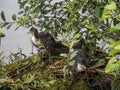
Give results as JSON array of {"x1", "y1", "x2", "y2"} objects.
[{"x1": 27, "y1": 31, "x2": 31, "y2": 34}]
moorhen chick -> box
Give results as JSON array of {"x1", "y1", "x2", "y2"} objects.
[
  {"x1": 27, "y1": 27, "x2": 68, "y2": 55},
  {"x1": 28, "y1": 27, "x2": 90, "y2": 72}
]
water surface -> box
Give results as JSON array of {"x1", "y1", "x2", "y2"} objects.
[{"x1": 0, "y1": 0, "x2": 34, "y2": 61}]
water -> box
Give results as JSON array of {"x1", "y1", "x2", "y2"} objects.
[
  {"x1": 0, "y1": 28, "x2": 32, "y2": 55},
  {"x1": 0, "y1": 0, "x2": 34, "y2": 62}
]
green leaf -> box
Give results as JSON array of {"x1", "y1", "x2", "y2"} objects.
[
  {"x1": 113, "y1": 24, "x2": 120, "y2": 30},
  {"x1": 109, "y1": 49, "x2": 120, "y2": 56},
  {"x1": 111, "y1": 41, "x2": 120, "y2": 49},
  {"x1": 1, "y1": 11, "x2": 6, "y2": 21},
  {"x1": 18, "y1": 11, "x2": 24, "y2": 15},
  {"x1": 109, "y1": 27, "x2": 116, "y2": 33},
  {"x1": 105, "y1": 1, "x2": 116, "y2": 10},
  {"x1": 106, "y1": 57, "x2": 117, "y2": 65},
  {"x1": 34, "y1": 5, "x2": 41, "y2": 13},
  {"x1": 114, "y1": 45, "x2": 120, "y2": 50},
  {"x1": 73, "y1": 33, "x2": 81, "y2": 39},
  {"x1": 49, "y1": 80, "x2": 56, "y2": 84},
  {"x1": 60, "y1": 53, "x2": 68, "y2": 58},
  {"x1": 70, "y1": 50, "x2": 78, "y2": 60},
  {"x1": 82, "y1": 7, "x2": 86, "y2": 14},
  {"x1": 64, "y1": 22, "x2": 73, "y2": 29},
  {"x1": 19, "y1": 1, "x2": 27, "y2": 9},
  {"x1": 31, "y1": 56, "x2": 40, "y2": 64},
  {"x1": 0, "y1": 52, "x2": 3, "y2": 57},
  {"x1": 6, "y1": 23, "x2": 14, "y2": 30},
  {"x1": 15, "y1": 25, "x2": 21, "y2": 30},
  {"x1": 95, "y1": 7, "x2": 101, "y2": 17},
  {"x1": 85, "y1": 24, "x2": 96, "y2": 32},
  {"x1": 101, "y1": 10, "x2": 111, "y2": 20},
  {"x1": 22, "y1": 74, "x2": 35, "y2": 84},
  {"x1": 0, "y1": 31, "x2": 5, "y2": 37},
  {"x1": 12, "y1": 14, "x2": 16, "y2": 21},
  {"x1": 109, "y1": 41, "x2": 120, "y2": 56},
  {"x1": 24, "y1": 6, "x2": 29, "y2": 12},
  {"x1": 2, "y1": 22, "x2": 9, "y2": 27},
  {"x1": 109, "y1": 24, "x2": 120, "y2": 33},
  {"x1": 90, "y1": 58, "x2": 106, "y2": 66},
  {"x1": 62, "y1": 42, "x2": 69, "y2": 48},
  {"x1": 105, "y1": 63, "x2": 120, "y2": 73},
  {"x1": 69, "y1": 60, "x2": 75, "y2": 66},
  {"x1": 105, "y1": 57, "x2": 120, "y2": 73}
]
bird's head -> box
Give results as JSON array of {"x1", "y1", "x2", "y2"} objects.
[{"x1": 27, "y1": 27, "x2": 38, "y2": 35}]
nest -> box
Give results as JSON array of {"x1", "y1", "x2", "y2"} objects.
[{"x1": 0, "y1": 53, "x2": 114, "y2": 90}]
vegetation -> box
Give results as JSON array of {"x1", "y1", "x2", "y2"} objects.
[{"x1": 0, "y1": 0, "x2": 120, "y2": 90}]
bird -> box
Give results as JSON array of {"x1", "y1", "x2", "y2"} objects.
[
  {"x1": 27, "y1": 27, "x2": 90, "y2": 72},
  {"x1": 71, "y1": 38, "x2": 90, "y2": 72},
  {"x1": 71, "y1": 49, "x2": 90, "y2": 72},
  {"x1": 27, "y1": 27, "x2": 56, "y2": 55},
  {"x1": 27, "y1": 27, "x2": 40, "y2": 48},
  {"x1": 27, "y1": 27, "x2": 68, "y2": 55}
]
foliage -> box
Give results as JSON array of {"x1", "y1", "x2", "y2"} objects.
[
  {"x1": 105, "y1": 40, "x2": 120, "y2": 73},
  {"x1": 111, "y1": 75, "x2": 120, "y2": 90},
  {"x1": 1, "y1": 0, "x2": 120, "y2": 89},
  {"x1": 0, "y1": 30, "x2": 5, "y2": 37},
  {"x1": 0, "y1": 52, "x2": 6, "y2": 75},
  {"x1": 105, "y1": 57, "x2": 120, "y2": 73},
  {"x1": 0, "y1": 54, "x2": 112, "y2": 90},
  {"x1": 1, "y1": 11, "x2": 6, "y2": 21}
]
